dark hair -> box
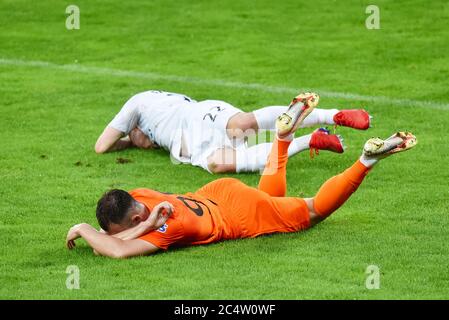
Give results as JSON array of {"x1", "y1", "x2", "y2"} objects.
[{"x1": 96, "y1": 189, "x2": 134, "y2": 231}]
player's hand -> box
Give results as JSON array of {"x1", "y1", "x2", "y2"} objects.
[
  {"x1": 146, "y1": 201, "x2": 174, "y2": 230},
  {"x1": 66, "y1": 223, "x2": 87, "y2": 250}
]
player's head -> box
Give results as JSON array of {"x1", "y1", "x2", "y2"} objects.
[{"x1": 96, "y1": 189, "x2": 149, "y2": 234}]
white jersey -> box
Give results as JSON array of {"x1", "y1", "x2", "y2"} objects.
[
  {"x1": 108, "y1": 90, "x2": 196, "y2": 161},
  {"x1": 108, "y1": 90, "x2": 242, "y2": 170}
]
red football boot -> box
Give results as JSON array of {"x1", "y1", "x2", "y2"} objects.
[
  {"x1": 333, "y1": 109, "x2": 371, "y2": 130},
  {"x1": 309, "y1": 128, "x2": 345, "y2": 158}
]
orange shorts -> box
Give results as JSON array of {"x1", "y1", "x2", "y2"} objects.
[{"x1": 195, "y1": 178, "x2": 310, "y2": 240}]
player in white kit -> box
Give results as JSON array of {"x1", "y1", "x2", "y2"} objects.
[{"x1": 95, "y1": 90, "x2": 371, "y2": 173}]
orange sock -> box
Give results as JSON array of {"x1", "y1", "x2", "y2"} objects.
[
  {"x1": 258, "y1": 137, "x2": 291, "y2": 197},
  {"x1": 313, "y1": 160, "x2": 371, "y2": 217}
]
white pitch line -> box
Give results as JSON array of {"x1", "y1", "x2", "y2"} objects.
[{"x1": 1, "y1": 57, "x2": 448, "y2": 110}]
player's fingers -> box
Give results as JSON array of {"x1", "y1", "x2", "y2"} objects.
[
  {"x1": 156, "y1": 201, "x2": 169, "y2": 210},
  {"x1": 166, "y1": 203, "x2": 174, "y2": 215},
  {"x1": 159, "y1": 202, "x2": 173, "y2": 215}
]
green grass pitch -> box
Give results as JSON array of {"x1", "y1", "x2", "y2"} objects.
[{"x1": 0, "y1": 0, "x2": 448, "y2": 299}]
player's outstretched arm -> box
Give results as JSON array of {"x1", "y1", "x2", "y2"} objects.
[
  {"x1": 95, "y1": 126, "x2": 133, "y2": 153},
  {"x1": 66, "y1": 223, "x2": 159, "y2": 258}
]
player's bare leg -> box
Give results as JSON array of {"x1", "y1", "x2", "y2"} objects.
[
  {"x1": 305, "y1": 131, "x2": 418, "y2": 226},
  {"x1": 206, "y1": 148, "x2": 237, "y2": 174},
  {"x1": 226, "y1": 112, "x2": 258, "y2": 140}
]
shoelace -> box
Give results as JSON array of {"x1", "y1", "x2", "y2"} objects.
[
  {"x1": 309, "y1": 148, "x2": 320, "y2": 159},
  {"x1": 309, "y1": 127, "x2": 330, "y2": 159}
]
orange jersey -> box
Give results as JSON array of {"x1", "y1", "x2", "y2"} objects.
[
  {"x1": 130, "y1": 188, "x2": 225, "y2": 250},
  {"x1": 131, "y1": 178, "x2": 310, "y2": 250}
]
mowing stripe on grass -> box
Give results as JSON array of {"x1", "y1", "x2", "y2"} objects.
[{"x1": 1, "y1": 57, "x2": 448, "y2": 111}]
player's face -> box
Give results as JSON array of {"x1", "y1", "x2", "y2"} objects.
[{"x1": 129, "y1": 127, "x2": 156, "y2": 149}]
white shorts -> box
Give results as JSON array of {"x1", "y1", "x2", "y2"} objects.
[{"x1": 181, "y1": 100, "x2": 242, "y2": 172}]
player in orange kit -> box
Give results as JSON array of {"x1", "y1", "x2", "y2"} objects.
[{"x1": 66, "y1": 100, "x2": 417, "y2": 259}]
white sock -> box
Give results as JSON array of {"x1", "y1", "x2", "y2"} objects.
[
  {"x1": 300, "y1": 108, "x2": 339, "y2": 128},
  {"x1": 288, "y1": 134, "x2": 312, "y2": 156},
  {"x1": 235, "y1": 134, "x2": 312, "y2": 172},
  {"x1": 252, "y1": 106, "x2": 287, "y2": 129},
  {"x1": 252, "y1": 106, "x2": 339, "y2": 130},
  {"x1": 359, "y1": 154, "x2": 379, "y2": 168}
]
